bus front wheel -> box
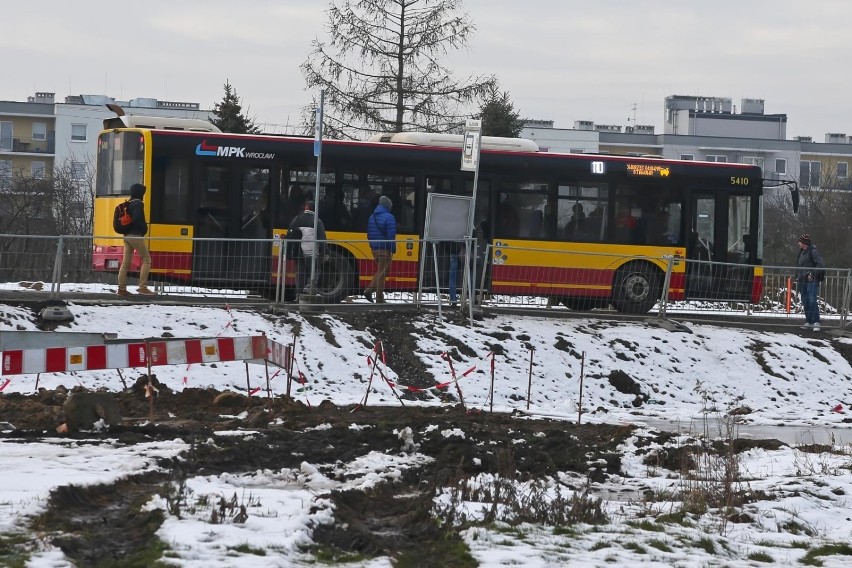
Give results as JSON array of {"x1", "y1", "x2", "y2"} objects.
[{"x1": 613, "y1": 262, "x2": 661, "y2": 314}]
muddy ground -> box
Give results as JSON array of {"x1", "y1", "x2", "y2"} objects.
[{"x1": 0, "y1": 308, "x2": 641, "y2": 567}]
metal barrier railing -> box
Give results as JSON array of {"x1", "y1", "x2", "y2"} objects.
[{"x1": 1, "y1": 233, "x2": 849, "y2": 328}]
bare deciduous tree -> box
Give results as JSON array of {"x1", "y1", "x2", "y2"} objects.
[
  {"x1": 0, "y1": 159, "x2": 95, "y2": 281},
  {"x1": 763, "y1": 165, "x2": 852, "y2": 268},
  {"x1": 301, "y1": 0, "x2": 497, "y2": 139}
]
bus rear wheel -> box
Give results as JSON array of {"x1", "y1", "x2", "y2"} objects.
[
  {"x1": 613, "y1": 262, "x2": 661, "y2": 314},
  {"x1": 315, "y1": 248, "x2": 356, "y2": 304}
]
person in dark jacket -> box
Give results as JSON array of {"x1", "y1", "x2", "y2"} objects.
[
  {"x1": 288, "y1": 200, "x2": 327, "y2": 293},
  {"x1": 117, "y1": 183, "x2": 154, "y2": 296},
  {"x1": 795, "y1": 233, "x2": 825, "y2": 331},
  {"x1": 364, "y1": 195, "x2": 397, "y2": 303}
]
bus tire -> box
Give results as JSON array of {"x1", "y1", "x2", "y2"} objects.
[
  {"x1": 612, "y1": 262, "x2": 661, "y2": 314},
  {"x1": 316, "y1": 248, "x2": 356, "y2": 304}
]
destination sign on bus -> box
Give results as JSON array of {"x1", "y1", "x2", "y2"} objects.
[{"x1": 626, "y1": 164, "x2": 671, "y2": 177}]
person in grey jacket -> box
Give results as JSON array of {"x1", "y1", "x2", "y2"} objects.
[
  {"x1": 795, "y1": 233, "x2": 825, "y2": 331},
  {"x1": 288, "y1": 200, "x2": 327, "y2": 293}
]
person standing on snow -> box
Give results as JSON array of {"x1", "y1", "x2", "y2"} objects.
[
  {"x1": 795, "y1": 233, "x2": 825, "y2": 331},
  {"x1": 364, "y1": 195, "x2": 396, "y2": 303}
]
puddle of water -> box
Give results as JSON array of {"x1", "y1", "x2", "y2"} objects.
[{"x1": 633, "y1": 418, "x2": 852, "y2": 446}]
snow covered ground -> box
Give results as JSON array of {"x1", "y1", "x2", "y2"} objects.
[{"x1": 3, "y1": 300, "x2": 852, "y2": 566}]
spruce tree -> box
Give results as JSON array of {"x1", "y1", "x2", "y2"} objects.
[
  {"x1": 478, "y1": 86, "x2": 525, "y2": 138},
  {"x1": 211, "y1": 81, "x2": 260, "y2": 134}
]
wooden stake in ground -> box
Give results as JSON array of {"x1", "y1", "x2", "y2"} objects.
[
  {"x1": 145, "y1": 339, "x2": 154, "y2": 421},
  {"x1": 526, "y1": 347, "x2": 535, "y2": 410},
  {"x1": 489, "y1": 351, "x2": 496, "y2": 414},
  {"x1": 577, "y1": 351, "x2": 586, "y2": 425}
]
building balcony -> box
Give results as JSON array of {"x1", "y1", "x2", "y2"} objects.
[{"x1": 0, "y1": 137, "x2": 56, "y2": 155}]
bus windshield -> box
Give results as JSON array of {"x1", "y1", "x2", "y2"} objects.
[{"x1": 96, "y1": 131, "x2": 145, "y2": 196}]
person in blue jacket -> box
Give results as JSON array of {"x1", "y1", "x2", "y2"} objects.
[{"x1": 364, "y1": 195, "x2": 397, "y2": 303}]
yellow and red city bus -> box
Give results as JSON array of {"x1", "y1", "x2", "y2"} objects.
[{"x1": 92, "y1": 116, "x2": 765, "y2": 312}]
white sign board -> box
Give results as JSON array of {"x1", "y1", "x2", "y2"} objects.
[
  {"x1": 424, "y1": 194, "x2": 473, "y2": 240},
  {"x1": 461, "y1": 119, "x2": 481, "y2": 172}
]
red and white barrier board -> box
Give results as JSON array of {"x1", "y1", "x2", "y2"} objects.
[{"x1": 1, "y1": 336, "x2": 269, "y2": 376}]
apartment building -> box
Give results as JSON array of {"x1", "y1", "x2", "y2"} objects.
[
  {"x1": 0, "y1": 92, "x2": 55, "y2": 188},
  {"x1": 523, "y1": 94, "x2": 852, "y2": 193}
]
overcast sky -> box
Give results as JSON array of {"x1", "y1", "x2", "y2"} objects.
[{"x1": 3, "y1": 0, "x2": 850, "y2": 139}]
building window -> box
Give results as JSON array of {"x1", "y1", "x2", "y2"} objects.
[
  {"x1": 837, "y1": 162, "x2": 848, "y2": 179},
  {"x1": 775, "y1": 158, "x2": 787, "y2": 175},
  {"x1": 742, "y1": 156, "x2": 765, "y2": 168},
  {"x1": 706, "y1": 155, "x2": 727, "y2": 163},
  {"x1": 32, "y1": 161, "x2": 46, "y2": 179},
  {"x1": 32, "y1": 122, "x2": 47, "y2": 141},
  {"x1": 800, "y1": 160, "x2": 821, "y2": 188},
  {"x1": 71, "y1": 161, "x2": 87, "y2": 181},
  {"x1": 680, "y1": 154, "x2": 694, "y2": 161},
  {"x1": 0, "y1": 121, "x2": 11, "y2": 151},
  {"x1": 0, "y1": 160, "x2": 11, "y2": 187},
  {"x1": 71, "y1": 124, "x2": 87, "y2": 142}
]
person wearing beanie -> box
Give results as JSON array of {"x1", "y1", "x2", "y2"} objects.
[
  {"x1": 795, "y1": 233, "x2": 825, "y2": 331},
  {"x1": 117, "y1": 183, "x2": 155, "y2": 297},
  {"x1": 364, "y1": 194, "x2": 397, "y2": 303}
]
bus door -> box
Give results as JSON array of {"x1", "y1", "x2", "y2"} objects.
[
  {"x1": 685, "y1": 194, "x2": 716, "y2": 298},
  {"x1": 193, "y1": 164, "x2": 272, "y2": 284},
  {"x1": 685, "y1": 193, "x2": 753, "y2": 301}
]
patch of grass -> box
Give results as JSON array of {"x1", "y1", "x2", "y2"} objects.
[
  {"x1": 627, "y1": 519, "x2": 664, "y2": 532},
  {"x1": 747, "y1": 551, "x2": 774, "y2": 563},
  {"x1": 801, "y1": 542, "x2": 852, "y2": 566},
  {"x1": 227, "y1": 543, "x2": 267, "y2": 556},
  {"x1": 694, "y1": 536, "x2": 715, "y2": 554},
  {"x1": 308, "y1": 545, "x2": 371, "y2": 564},
  {"x1": 111, "y1": 540, "x2": 172, "y2": 568},
  {"x1": 779, "y1": 519, "x2": 817, "y2": 537},
  {"x1": 0, "y1": 532, "x2": 32, "y2": 568},
  {"x1": 648, "y1": 538, "x2": 672, "y2": 553},
  {"x1": 590, "y1": 540, "x2": 612, "y2": 551},
  {"x1": 396, "y1": 540, "x2": 478, "y2": 568},
  {"x1": 656, "y1": 511, "x2": 692, "y2": 526},
  {"x1": 552, "y1": 525, "x2": 577, "y2": 537},
  {"x1": 790, "y1": 540, "x2": 811, "y2": 549},
  {"x1": 622, "y1": 541, "x2": 647, "y2": 554}
]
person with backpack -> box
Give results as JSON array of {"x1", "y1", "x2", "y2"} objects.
[
  {"x1": 364, "y1": 195, "x2": 397, "y2": 303},
  {"x1": 795, "y1": 233, "x2": 825, "y2": 331},
  {"x1": 287, "y1": 200, "x2": 327, "y2": 293},
  {"x1": 116, "y1": 183, "x2": 154, "y2": 296}
]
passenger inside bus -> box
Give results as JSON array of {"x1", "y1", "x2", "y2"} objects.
[
  {"x1": 615, "y1": 205, "x2": 638, "y2": 242},
  {"x1": 496, "y1": 195, "x2": 520, "y2": 238},
  {"x1": 320, "y1": 189, "x2": 351, "y2": 231},
  {"x1": 563, "y1": 202, "x2": 585, "y2": 239}
]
